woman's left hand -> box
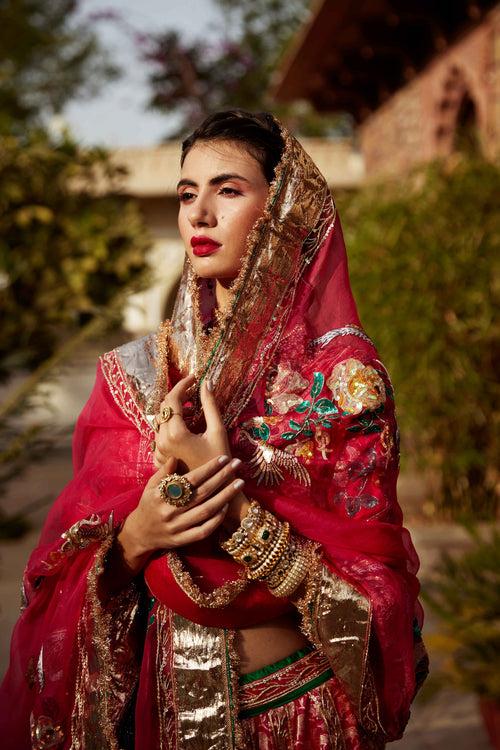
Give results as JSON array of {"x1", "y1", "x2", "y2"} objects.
[
  {"x1": 152, "y1": 374, "x2": 250, "y2": 524},
  {"x1": 152, "y1": 374, "x2": 230, "y2": 472}
]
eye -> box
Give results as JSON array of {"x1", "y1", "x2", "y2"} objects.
[
  {"x1": 219, "y1": 187, "x2": 241, "y2": 196},
  {"x1": 178, "y1": 191, "x2": 196, "y2": 202}
]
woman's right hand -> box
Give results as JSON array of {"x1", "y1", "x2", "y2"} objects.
[{"x1": 117, "y1": 453, "x2": 243, "y2": 574}]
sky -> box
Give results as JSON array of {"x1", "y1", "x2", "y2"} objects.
[{"x1": 62, "y1": 0, "x2": 222, "y2": 147}]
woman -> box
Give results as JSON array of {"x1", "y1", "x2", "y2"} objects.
[{"x1": 0, "y1": 110, "x2": 428, "y2": 749}]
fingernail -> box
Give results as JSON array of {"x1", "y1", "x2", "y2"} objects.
[
  {"x1": 218, "y1": 454, "x2": 229, "y2": 464},
  {"x1": 231, "y1": 458, "x2": 242, "y2": 469},
  {"x1": 222, "y1": 504, "x2": 229, "y2": 513},
  {"x1": 233, "y1": 479, "x2": 245, "y2": 489},
  {"x1": 206, "y1": 379, "x2": 213, "y2": 392}
]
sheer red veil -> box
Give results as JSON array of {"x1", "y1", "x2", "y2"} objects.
[{"x1": 0, "y1": 118, "x2": 427, "y2": 749}]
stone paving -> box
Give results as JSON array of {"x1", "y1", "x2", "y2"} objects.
[{"x1": 0, "y1": 340, "x2": 492, "y2": 748}]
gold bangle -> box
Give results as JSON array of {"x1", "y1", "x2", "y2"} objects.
[
  {"x1": 224, "y1": 506, "x2": 280, "y2": 562},
  {"x1": 264, "y1": 541, "x2": 297, "y2": 588},
  {"x1": 268, "y1": 544, "x2": 309, "y2": 597},
  {"x1": 226, "y1": 516, "x2": 281, "y2": 565},
  {"x1": 220, "y1": 502, "x2": 292, "y2": 583},
  {"x1": 233, "y1": 515, "x2": 285, "y2": 569},
  {"x1": 221, "y1": 501, "x2": 264, "y2": 554},
  {"x1": 246, "y1": 523, "x2": 290, "y2": 580}
]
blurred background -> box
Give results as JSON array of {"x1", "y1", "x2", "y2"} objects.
[{"x1": 0, "y1": 1, "x2": 498, "y2": 747}]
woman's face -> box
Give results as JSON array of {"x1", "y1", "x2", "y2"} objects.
[{"x1": 177, "y1": 140, "x2": 270, "y2": 280}]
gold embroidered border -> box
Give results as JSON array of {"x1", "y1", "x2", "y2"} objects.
[
  {"x1": 170, "y1": 613, "x2": 241, "y2": 750},
  {"x1": 70, "y1": 537, "x2": 141, "y2": 749},
  {"x1": 100, "y1": 349, "x2": 152, "y2": 437},
  {"x1": 292, "y1": 542, "x2": 324, "y2": 646},
  {"x1": 309, "y1": 565, "x2": 372, "y2": 719},
  {"x1": 155, "y1": 604, "x2": 177, "y2": 750},
  {"x1": 222, "y1": 627, "x2": 244, "y2": 750},
  {"x1": 166, "y1": 550, "x2": 248, "y2": 608}
]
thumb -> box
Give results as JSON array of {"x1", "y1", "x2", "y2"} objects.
[{"x1": 200, "y1": 378, "x2": 224, "y2": 433}]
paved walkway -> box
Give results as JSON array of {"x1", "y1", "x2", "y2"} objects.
[{"x1": 0, "y1": 338, "x2": 492, "y2": 748}]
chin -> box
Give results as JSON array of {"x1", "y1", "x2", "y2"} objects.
[{"x1": 189, "y1": 254, "x2": 240, "y2": 280}]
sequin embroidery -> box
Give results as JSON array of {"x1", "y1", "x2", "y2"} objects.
[{"x1": 326, "y1": 358, "x2": 386, "y2": 415}]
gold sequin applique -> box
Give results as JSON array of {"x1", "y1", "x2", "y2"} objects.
[
  {"x1": 326, "y1": 359, "x2": 386, "y2": 415},
  {"x1": 43, "y1": 513, "x2": 114, "y2": 571}
]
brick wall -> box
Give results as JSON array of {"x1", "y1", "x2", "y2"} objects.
[{"x1": 359, "y1": 6, "x2": 500, "y2": 178}]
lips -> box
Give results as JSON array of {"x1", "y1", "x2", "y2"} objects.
[{"x1": 191, "y1": 236, "x2": 222, "y2": 257}]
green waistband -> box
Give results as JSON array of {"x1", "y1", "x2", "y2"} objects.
[
  {"x1": 239, "y1": 666, "x2": 334, "y2": 719},
  {"x1": 238, "y1": 644, "x2": 316, "y2": 686}
]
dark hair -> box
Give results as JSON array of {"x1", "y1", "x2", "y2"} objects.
[{"x1": 181, "y1": 109, "x2": 285, "y2": 184}]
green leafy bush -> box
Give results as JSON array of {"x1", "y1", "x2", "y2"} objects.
[
  {"x1": 0, "y1": 0, "x2": 118, "y2": 134},
  {"x1": 338, "y1": 156, "x2": 499, "y2": 518},
  {"x1": 422, "y1": 525, "x2": 500, "y2": 699},
  {"x1": 0, "y1": 129, "x2": 151, "y2": 377}
]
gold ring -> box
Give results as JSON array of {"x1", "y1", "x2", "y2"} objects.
[
  {"x1": 150, "y1": 440, "x2": 156, "y2": 452},
  {"x1": 158, "y1": 474, "x2": 193, "y2": 507},
  {"x1": 153, "y1": 406, "x2": 183, "y2": 432}
]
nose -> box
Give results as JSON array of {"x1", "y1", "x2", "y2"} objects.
[{"x1": 188, "y1": 194, "x2": 216, "y2": 228}]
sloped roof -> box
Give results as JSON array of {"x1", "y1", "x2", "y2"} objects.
[{"x1": 272, "y1": 0, "x2": 497, "y2": 121}]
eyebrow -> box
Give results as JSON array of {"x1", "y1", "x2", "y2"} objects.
[{"x1": 176, "y1": 173, "x2": 251, "y2": 190}]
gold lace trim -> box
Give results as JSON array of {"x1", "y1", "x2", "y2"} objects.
[
  {"x1": 100, "y1": 349, "x2": 152, "y2": 436},
  {"x1": 166, "y1": 550, "x2": 248, "y2": 608}
]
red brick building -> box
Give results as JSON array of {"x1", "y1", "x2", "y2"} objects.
[{"x1": 273, "y1": 0, "x2": 500, "y2": 178}]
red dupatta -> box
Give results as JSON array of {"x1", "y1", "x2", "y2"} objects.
[{"x1": 0, "y1": 119, "x2": 428, "y2": 749}]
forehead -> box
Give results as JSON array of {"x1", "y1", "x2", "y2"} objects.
[{"x1": 180, "y1": 140, "x2": 263, "y2": 180}]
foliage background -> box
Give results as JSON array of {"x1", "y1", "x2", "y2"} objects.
[
  {"x1": 0, "y1": 0, "x2": 152, "y2": 536},
  {"x1": 142, "y1": 0, "x2": 349, "y2": 138},
  {"x1": 422, "y1": 525, "x2": 500, "y2": 699},
  {"x1": 0, "y1": 130, "x2": 150, "y2": 378},
  {"x1": 338, "y1": 156, "x2": 499, "y2": 518},
  {"x1": 0, "y1": 0, "x2": 152, "y2": 381}
]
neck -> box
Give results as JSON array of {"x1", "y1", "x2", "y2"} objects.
[{"x1": 215, "y1": 278, "x2": 234, "y2": 314}]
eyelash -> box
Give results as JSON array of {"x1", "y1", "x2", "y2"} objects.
[{"x1": 178, "y1": 187, "x2": 242, "y2": 202}]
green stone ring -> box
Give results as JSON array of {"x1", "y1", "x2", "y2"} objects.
[{"x1": 158, "y1": 474, "x2": 193, "y2": 507}]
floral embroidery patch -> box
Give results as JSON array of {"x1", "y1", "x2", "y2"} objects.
[
  {"x1": 333, "y1": 490, "x2": 379, "y2": 517},
  {"x1": 266, "y1": 364, "x2": 309, "y2": 415},
  {"x1": 280, "y1": 371, "x2": 338, "y2": 442},
  {"x1": 240, "y1": 357, "x2": 393, "y2": 485},
  {"x1": 326, "y1": 358, "x2": 386, "y2": 415}
]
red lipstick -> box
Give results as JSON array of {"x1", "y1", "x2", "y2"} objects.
[{"x1": 191, "y1": 236, "x2": 222, "y2": 257}]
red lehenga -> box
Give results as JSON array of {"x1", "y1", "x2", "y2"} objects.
[{"x1": 0, "y1": 122, "x2": 428, "y2": 749}]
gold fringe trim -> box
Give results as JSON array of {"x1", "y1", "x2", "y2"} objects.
[
  {"x1": 292, "y1": 541, "x2": 324, "y2": 648},
  {"x1": 223, "y1": 628, "x2": 245, "y2": 750}
]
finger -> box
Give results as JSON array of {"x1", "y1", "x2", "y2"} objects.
[
  {"x1": 175, "y1": 478, "x2": 244, "y2": 532},
  {"x1": 173, "y1": 504, "x2": 230, "y2": 546},
  {"x1": 152, "y1": 445, "x2": 169, "y2": 469},
  {"x1": 189, "y1": 458, "x2": 242, "y2": 506},
  {"x1": 164, "y1": 373, "x2": 196, "y2": 413},
  {"x1": 200, "y1": 378, "x2": 224, "y2": 433},
  {"x1": 185, "y1": 454, "x2": 231, "y2": 488},
  {"x1": 146, "y1": 455, "x2": 177, "y2": 488},
  {"x1": 154, "y1": 438, "x2": 170, "y2": 458}
]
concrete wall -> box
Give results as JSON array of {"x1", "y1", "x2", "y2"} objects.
[{"x1": 122, "y1": 197, "x2": 184, "y2": 335}]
